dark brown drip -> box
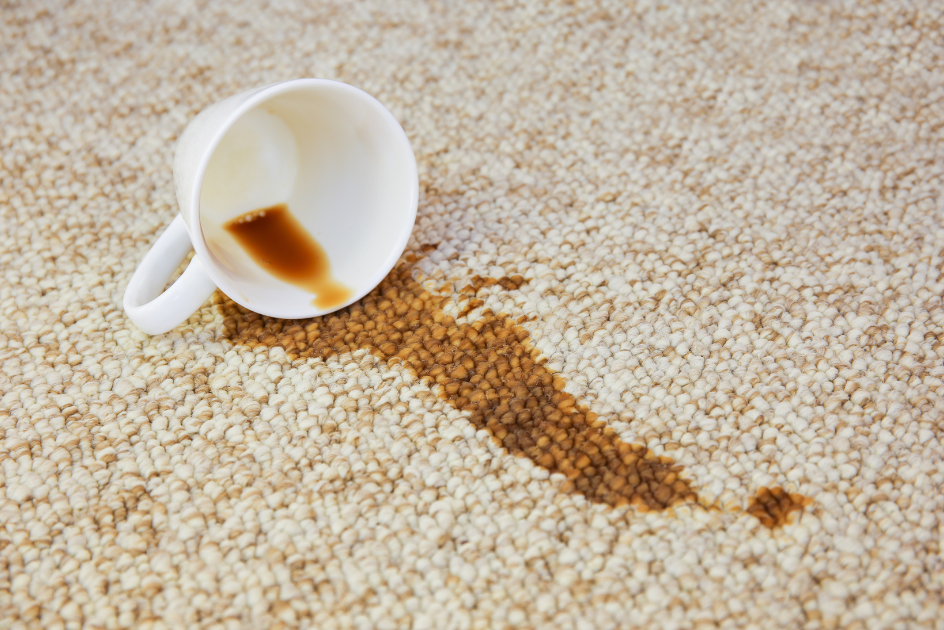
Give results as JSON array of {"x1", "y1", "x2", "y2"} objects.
[
  {"x1": 746, "y1": 487, "x2": 812, "y2": 529},
  {"x1": 224, "y1": 204, "x2": 352, "y2": 309},
  {"x1": 218, "y1": 252, "x2": 698, "y2": 510}
]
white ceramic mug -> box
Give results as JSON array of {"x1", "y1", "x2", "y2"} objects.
[{"x1": 123, "y1": 79, "x2": 418, "y2": 335}]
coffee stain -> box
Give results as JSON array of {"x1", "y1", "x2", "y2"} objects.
[
  {"x1": 224, "y1": 204, "x2": 352, "y2": 309},
  {"x1": 217, "y1": 255, "x2": 698, "y2": 510},
  {"x1": 746, "y1": 487, "x2": 813, "y2": 529}
]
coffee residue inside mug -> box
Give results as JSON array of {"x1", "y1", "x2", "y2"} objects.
[{"x1": 224, "y1": 204, "x2": 352, "y2": 309}]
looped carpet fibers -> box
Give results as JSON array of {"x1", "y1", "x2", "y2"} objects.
[{"x1": 2, "y1": 0, "x2": 944, "y2": 628}]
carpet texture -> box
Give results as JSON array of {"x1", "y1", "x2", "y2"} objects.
[{"x1": 2, "y1": 0, "x2": 944, "y2": 628}]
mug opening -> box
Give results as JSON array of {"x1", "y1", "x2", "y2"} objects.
[{"x1": 194, "y1": 81, "x2": 418, "y2": 319}]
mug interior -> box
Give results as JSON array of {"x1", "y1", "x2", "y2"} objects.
[{"x1": 198, "y1": 82, "x2": 417, "y2": 319}]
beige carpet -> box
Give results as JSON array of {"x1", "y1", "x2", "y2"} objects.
[{"x1": 2, "y1": 0, "x2": 944, "y2": 627}]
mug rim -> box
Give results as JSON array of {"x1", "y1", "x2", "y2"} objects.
[{"x1": 186, "y1": 78, "x2": 419, "y2": 320}]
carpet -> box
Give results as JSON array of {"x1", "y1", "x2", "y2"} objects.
[{"x1": 2, "y1": 0, "x2": 943, "y2": 628}]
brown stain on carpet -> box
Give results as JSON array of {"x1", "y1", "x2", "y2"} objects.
[
  {"x1": 746, "y1": 487, "x2": 813, "y2": 529},
  {"x1": 218, "y1": 258, "x2": 697, "y2": 510}
]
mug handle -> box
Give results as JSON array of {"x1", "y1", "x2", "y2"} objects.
[{"x1": 123, "y1": 216, "x2": 218, "y2": 335}]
